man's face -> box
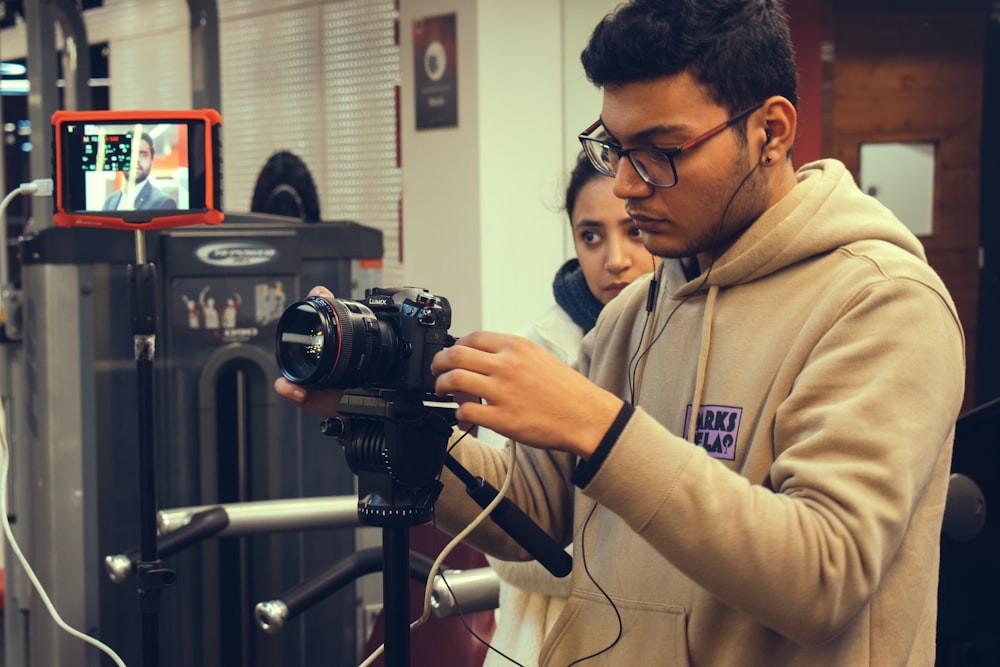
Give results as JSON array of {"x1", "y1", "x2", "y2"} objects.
[
  {"x1": 132, "y1": 138, "x2": 153, "y2": 184},
  {"x1": 599, "y1": 73, "x2": 770, "y2": 265}
]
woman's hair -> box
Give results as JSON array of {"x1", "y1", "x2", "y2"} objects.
[
  {"x1": 581, "y1": 0, "x2": 798, "y2": 116},
  {"x1": 565, "y1": 150, "x2": 605, "y2": 222}
]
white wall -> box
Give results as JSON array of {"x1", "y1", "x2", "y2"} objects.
[
  {"x1": 563, "y1": 0, "x2": 618, "y2": 257},
  {"x1": 399, "y1": 0, "x2": 619, "y2": 336},
  {"x1": 397, "y1": 1, "x2": 485, "y2": 337},
  {"x1": 399, "y1": 0, "x2": 568, "y2": 336},
  {"x1": 563, "y1": 0, "x2": 616, "y2": 153},
  {"x1": 475, "y1": 0, "x2": 566, "y2": 335}
]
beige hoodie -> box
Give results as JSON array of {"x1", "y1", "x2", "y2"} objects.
[{"x1": 437, "y1": 160, "x2": 965, "y2": 666}]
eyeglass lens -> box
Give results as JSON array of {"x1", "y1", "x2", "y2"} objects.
[{"x1": 584, "y1": 140, "x2": 677, "y2": 187}]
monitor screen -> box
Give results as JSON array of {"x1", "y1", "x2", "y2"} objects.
[{"x1": 53, "y1": 110, "x2": 222, "y2": 230}]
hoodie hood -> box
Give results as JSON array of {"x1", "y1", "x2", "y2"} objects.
[
  {"x1": 644, "y1": 159, "x2": 933, "y2": 443},
  {"x1": 671, "y1": 159, "x2": 927, "y2": 295}
]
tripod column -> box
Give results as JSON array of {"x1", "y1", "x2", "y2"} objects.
[
  {"x1": 129, "y1": 231, "x2": 176, "y2": 667},
  {"x1": 382, "y1": 526, "x2": 411, "y2": 667}
]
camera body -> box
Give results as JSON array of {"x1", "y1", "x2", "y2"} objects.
[
  {"x1": 357, "y1": 286, "x2": 453, "y2": 394},
  {"x1": 275, "y1": 286, "x2": 453, "y2": 395}
]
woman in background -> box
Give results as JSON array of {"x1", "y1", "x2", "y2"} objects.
[{"x1": 477, "y1": 150, "x2": 656, "y2": 667}]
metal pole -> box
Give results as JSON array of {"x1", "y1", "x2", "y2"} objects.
[
  {"x1": 382, "y1": 526, "x2": 411, "y2": 667},
  {"x1": 130, "y1": 230, "x2": 175, "y2": 667}
]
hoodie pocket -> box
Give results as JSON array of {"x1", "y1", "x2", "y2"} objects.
[{"x1": 540, "y1": 594, "x2": 691, "y2": 666}]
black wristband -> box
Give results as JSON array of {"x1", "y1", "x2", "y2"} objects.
[{"x1": 571, "y1": 401, "x2": 634, "y2": 488}]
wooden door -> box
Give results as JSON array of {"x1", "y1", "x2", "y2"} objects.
[{"x1": 828, "y1": 1, "x2": 990, "y2": 414}]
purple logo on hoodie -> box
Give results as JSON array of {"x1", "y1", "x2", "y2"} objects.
[{"x1": 684, "y1": 405, "x2": 741, "y2": 460}]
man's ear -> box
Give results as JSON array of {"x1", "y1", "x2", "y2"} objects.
[{"x1": 759, "y1": 96, "x2": 797, "y2": 160}]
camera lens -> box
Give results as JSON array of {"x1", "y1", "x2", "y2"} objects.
[{"x1": 275, "y1": 295, "x2": 398, "y2": 390}]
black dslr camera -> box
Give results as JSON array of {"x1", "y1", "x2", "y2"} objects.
[{"x1": 274, "y1": 286, "x2": 454, "y2": 395}]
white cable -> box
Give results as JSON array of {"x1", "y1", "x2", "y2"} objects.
[
  {"x1": 0, "y1": 186, "x2": 24, "y2": 308},
  {"x1": 16, "y1": 178, "x2": 54, "y2": 237},
  {"x1": 0, "y1": 408, "x2": 128, "y2": 666},
  {"x1": 358, "y1": 437, "x2": 519, "y2": 667},
  {"x1": 1, "y1": 180, "x2": 54, "y2": 316},
  {"x1": 0, "y1": 182, "x2": 128, "y2": 667}
]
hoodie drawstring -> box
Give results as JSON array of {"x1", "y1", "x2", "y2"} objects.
[{"x1": 688, "y1": 284, "x2": 718, "y2": 443}]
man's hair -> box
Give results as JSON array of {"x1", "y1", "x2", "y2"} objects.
[
  {"x1": 565, "y1": 149, "x2": 604, "y2": 222},
  {"x1": 140, "y1": 132, "x2": 155, "y2": 158},
  {"x1": 581, "y1": 0, "x2": 798, "y2": 116}
]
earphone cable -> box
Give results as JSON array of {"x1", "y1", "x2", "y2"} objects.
[
  {"x1": 565, "y1": 501, "x2": 623, "y2": 666},
  {"x1": 626, "y1": 157, "x2": 763, "y2": 402}
]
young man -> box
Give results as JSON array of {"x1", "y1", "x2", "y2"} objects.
[{"x1": 276, "y1": 1, "x2": 964, "y2": 663}]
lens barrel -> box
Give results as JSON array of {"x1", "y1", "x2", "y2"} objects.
[{"x1": 275, "y1": 295, "x2": 397, "y2": 390}]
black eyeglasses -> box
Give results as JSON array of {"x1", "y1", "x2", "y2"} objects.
[{"x1": 578, "y1": 103, "x2": 764, "y2": 188}]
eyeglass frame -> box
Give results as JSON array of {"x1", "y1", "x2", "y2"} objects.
[{"x1": 578, "y1": 102, "x2": 765, "y2": 188}]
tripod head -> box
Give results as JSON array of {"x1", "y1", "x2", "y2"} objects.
[
  {"x1": 322, "y1": 389, "x2": 455, "y2": 527},
  {"x1": 325, "y1": 388, "x2": 573, "y2": 578}
]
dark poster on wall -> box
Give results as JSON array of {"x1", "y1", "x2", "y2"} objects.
[{"x1": 413, "y1": 13, "x2": 458, "y2": 130}]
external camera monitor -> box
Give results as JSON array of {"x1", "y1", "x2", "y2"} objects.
[{"x1": 52, "y1": 109, "x2": 223, "y2": 230}]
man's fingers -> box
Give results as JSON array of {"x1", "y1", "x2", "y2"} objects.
[
  {"x1": 453, "y1": 398, "x2": 490, "y2": 427},
  {"x1": 308, "y1": 285, "x2": 335, "y2": 299},
  {"x1": 453, "y1": 330, "x2": 518, "y2": 353},
  {"x1": 434, "y1": 366, "x2": 495, "y2": 399},
  {"x1": 274, "y1": 377, "x2": 308, "y2": 404},
  {"x1": 432, "y1": 341, "x2": 492, "y2": 376},
  {"x1": 432, "y1": 332, "x2": 527, "y2": 376},
  {"x1": 273, "y1": 377, "x2": 344, "y2": 418}
]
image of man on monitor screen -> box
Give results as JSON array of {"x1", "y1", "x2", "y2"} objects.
[{"x1": 102, "y1": 131, "x2": 177, "y2": 211}]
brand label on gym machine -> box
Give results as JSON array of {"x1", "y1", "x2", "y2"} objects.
[{"x1": 195, "y1": 241, "x2": 279, "y2": 267}]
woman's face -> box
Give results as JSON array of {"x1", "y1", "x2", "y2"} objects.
[{"x1": 571, "y1": 175, "x2": 656, "y2": 304}]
